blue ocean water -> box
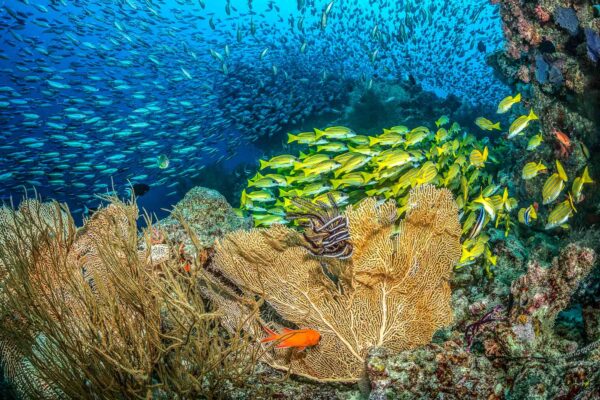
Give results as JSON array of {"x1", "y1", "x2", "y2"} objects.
[{"x1": 0, "y1": 0, "x2": 507, "y2": 222}]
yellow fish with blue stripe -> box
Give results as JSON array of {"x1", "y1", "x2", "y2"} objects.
[
  {"x1": 508, "y1": 109, "x2": 538, "y2": 139},
  {"x1": 496, "y1": 93, "x2": 521, "y2": 114},
  {"x1": 542, "y1": 160, "x2": 568, "y2": 205}
]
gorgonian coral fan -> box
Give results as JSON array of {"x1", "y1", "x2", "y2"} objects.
[{"x1": 207, "y1": 185, "x2": 461, "y2": 382}]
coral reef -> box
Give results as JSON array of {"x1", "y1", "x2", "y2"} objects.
[
  {"x1": 158, "y1": 186, "x2": 250, "y2": 257},
  {"x1": 365, "y1": 243, "x2": 599, "y2": 399},
  {"x1": 206, "y1": 185, "x2": 461, "y2": 382},
  {"x1": 491, "y1": 0, "x2": 600, "y2": 148},
  {"x1": 0, "y1": 198, "x2": 258, "y2": 399}
]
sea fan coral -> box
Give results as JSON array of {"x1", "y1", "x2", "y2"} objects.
[{"x1": 207, "y1": 185, "x2": 461, "y2": 382}]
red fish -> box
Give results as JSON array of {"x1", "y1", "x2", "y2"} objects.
[
  {"x1": 554, "y1": 129, "x2": 572, "y2": 157},
  {"x1": 261, "y1": 326, "x2": 321, "y2": 351}
]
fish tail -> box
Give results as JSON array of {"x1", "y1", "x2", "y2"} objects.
[
  {"x1": 331, "y1": 179, "x2": 341, "y2": 189},
  {"x1": 241, "y1": 190, "x2": 248, "y2": 206},
  {"x1": 368, "y1": 137, "x2": 379, "y2": 146},
  {"x1": 314, "y1": 128, "x2": 326, "y2": 139},
  {"x1": 582, "y1": 167, "x2": 594, "y2": 184},
  {"x1": 259, "y1": 159, "x2": 269, "y2": 170},
  {"x1": 287, "y1": 133, "x2": 298, "y2": 143},
  {"x1": 492, "y1": 122, "x2": 501, "y2": 130},
  {"x1": 528, "y1": 109, "x2": 538, "y2": 120},
  {"x1": 260, "y1": 326, "x2": 279, "y2": 343},
  {"x1": 514, "y1": 93, "x2": 521, "y2": 103}
]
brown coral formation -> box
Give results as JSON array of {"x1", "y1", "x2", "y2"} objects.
[
  {"x1": 207, "y1": 185, "x2": 461, "y2": 382},
  {"x1": 0, "y1": 199, "x2": 256, "y2": 399}
]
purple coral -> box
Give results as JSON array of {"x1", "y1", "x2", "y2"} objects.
[
  {"x1": 585, "y1": 28, "x2": 600, "y2": 63},
  {"x1": 554, "y1": 7, "x2": 580, "y2": 36}
]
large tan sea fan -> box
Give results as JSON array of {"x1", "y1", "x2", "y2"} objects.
[{"x1": 207, "y1": 184, "x2": 462, "y2": 382}]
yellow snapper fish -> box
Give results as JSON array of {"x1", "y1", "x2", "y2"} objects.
[
  {"x1": 404, "y1": 129, "x2": 429, "y2": 147},
  {"x1": 527, "y1": 133, "x2": 543, "y2": 150},
  {"x1": 286, "y1": 171, "x2": 322, "y2": 185},
  {"x1": 571, "y1": 166, "x2": 594, "y2": 203},
  {"x1": 333, "y1": 154, "x2": 371, "y2": 177},
  {"x1": 492, "y1": 188, "x2": 518, "y2": 213},
  {"x1": 314, "y1": 126, "x2": 356, "y2": 140},
  {"x1": 475, "y1": 117, "x2": 501, "y2": 131},
  {"x1": 522, "y1": 161, "x2": 547, "y2": 180},
  {"x1": 469, "y1": 146, "x2": 488, "y2": 168},
  {"x1": 413, "y1": 161, "x2": 438, "y2": 186},
  {"x1": 458, "y1": 237, "x2": 487, "y2": 267},
  {"x1": 435, "y1": 128, "x2": 449, "y2": 143},
  {"x1": 375, "y1": 150, "x2": 413, "y2": 172},
  {"x1": 545, "y1": 194, "x2": 576, "y2": 230},
  {"x1": 435, "y1": 115, "x2": 449, "y2": 127},
  {"x1": 253, "y1": 213, "x2": 289, "y2": 227},
  {"x1": 369, "y1": 132, "x2": 404, "y2": 147},
  {"x1": 248, "y1": 176, "x2": 281, "y2": 189},
  {"x1": 518, "y1": 203, "x2": 538, "y2": 226},
  {"x1": 383, "y1": 125, "x2": 409, "y2": 134},
  {"x1": 316, "y1": 142, "x2": 348, "y2": 153},
  {"x1": 508, "y1": 109, "x2": 538, "y2": 139},
  {"x1": 288, "y1": 131, "x2": 318, "y2": 144},
  {"x1": 473, "y1": 193, "x2": 496, "y2": 220},
  {"x1": 496, "y1": 93, "x2": 521, "y2": 114},
  {"x1": 313, "y1": 191, "x2": 350, "y2": 206},
  {"x1": 331, "y1": 172, "x2": 371, "y2": 189},
  {"x1": 348, "y1": 135, "x2": 370, "y2": 145},
  {"x1": 241, "y1": 189, "x2": 276, "y2": 206},
  {"x1": 259, "y1": 154, "x2": 297, "y2": 170},
  {"x1": 542, "y1": 160, "x2": 568, "y2": 205},
  {"x1": 294, "y1": 153, "x2": 329, "y2": 169},
  {"x1": 301, "y1": 159, "x2": 341, "y2": 176},
  {"x1": 348, "y1": 144, "x2": 381, "y2": 156}
]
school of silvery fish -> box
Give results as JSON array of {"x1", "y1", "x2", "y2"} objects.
[
  {"x1": 0, "y1": 0, "x2": 507, "y2": 215},
  {"x1": 240, "y1": 93, "x2": 594, "y2": 270}
]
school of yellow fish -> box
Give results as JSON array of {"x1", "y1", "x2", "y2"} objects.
[{"x1": 239, "y1": 93, "x2": 593, "y2": 271}]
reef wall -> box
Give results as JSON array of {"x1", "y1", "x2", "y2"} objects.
[{"x1": 490, "y1": 0, "x2": 600, "y2": 147}]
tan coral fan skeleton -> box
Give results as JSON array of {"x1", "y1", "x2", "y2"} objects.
[{"x1": 207, "y1": 184, "x2": 462, "y2": 382}]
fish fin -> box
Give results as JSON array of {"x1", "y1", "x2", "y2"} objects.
[
  {"x1": 528, "y1": 109, "x2": 538, "y2": 120},
  {"x1": 368, "y1": 136, "x2": 379, "y2": 146},
  {"x1": 331, "y1": 179, "x2": 342, "y2": 189},
  {"x1": 298, "y1": 151, "x2": 308, "y2": 159},
  {"x1": 241, "y1": 190, "x2": 248, "y2": 206},
  {"x1": 259, "y1": 159, "x2": 269, "y2": 170},
  {"x1": 514, "y1": 93, "x2": 521, "y2": 102},
  {"x1": 287, "y1": 133, "x2": 298, "y2": 143},
  {"x1": 492, "y1": 122, "x2": 501, "y2": 130},
  {"x1": 247, "y1": 180, "x2": 255, "y2": 187},
  {"x1": 295, "y1": 347, "x2": 306, "y2": 352}
]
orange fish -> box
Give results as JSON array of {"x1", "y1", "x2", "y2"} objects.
[
  {"x1": 261, "y1": 326, "x2": 321, "y2": 351},
  {"x1": 554, "y1": 129, "x2": 572, "y2": 157}
]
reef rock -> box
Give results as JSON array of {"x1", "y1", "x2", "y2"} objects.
[{"x1": 158, "y1": 186, "x2": 250, "y2": 256}]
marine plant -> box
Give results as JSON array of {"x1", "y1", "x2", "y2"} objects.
[
  {"x1": 206, "y1": 185, "x2": 461, "y2": 382},
  {"x1": 0, "y1": 198, "x2": 259, "y2": 399}
]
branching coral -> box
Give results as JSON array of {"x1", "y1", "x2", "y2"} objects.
[
  {"x1": 207, "y1": 185, "x2": 461, "y2": 382},
  {"x1": 0, "y1": 198, "x2": 258, "y2": 399}
]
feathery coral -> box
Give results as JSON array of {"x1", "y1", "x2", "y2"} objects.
[
  {"x1": 208, "y1": 185, "x2": 461, "y2": 382},
  {"x1": 0, "y1": 198, "x2": 257, "y2": 399}
]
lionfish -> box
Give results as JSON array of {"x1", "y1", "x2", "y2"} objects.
[{"x1": 286, "y1": 193, "x2": 352, "y2": 259}]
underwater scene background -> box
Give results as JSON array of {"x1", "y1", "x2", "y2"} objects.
[{"x1": 0, "y1": 0, "x2": 600, "y2": 399}]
